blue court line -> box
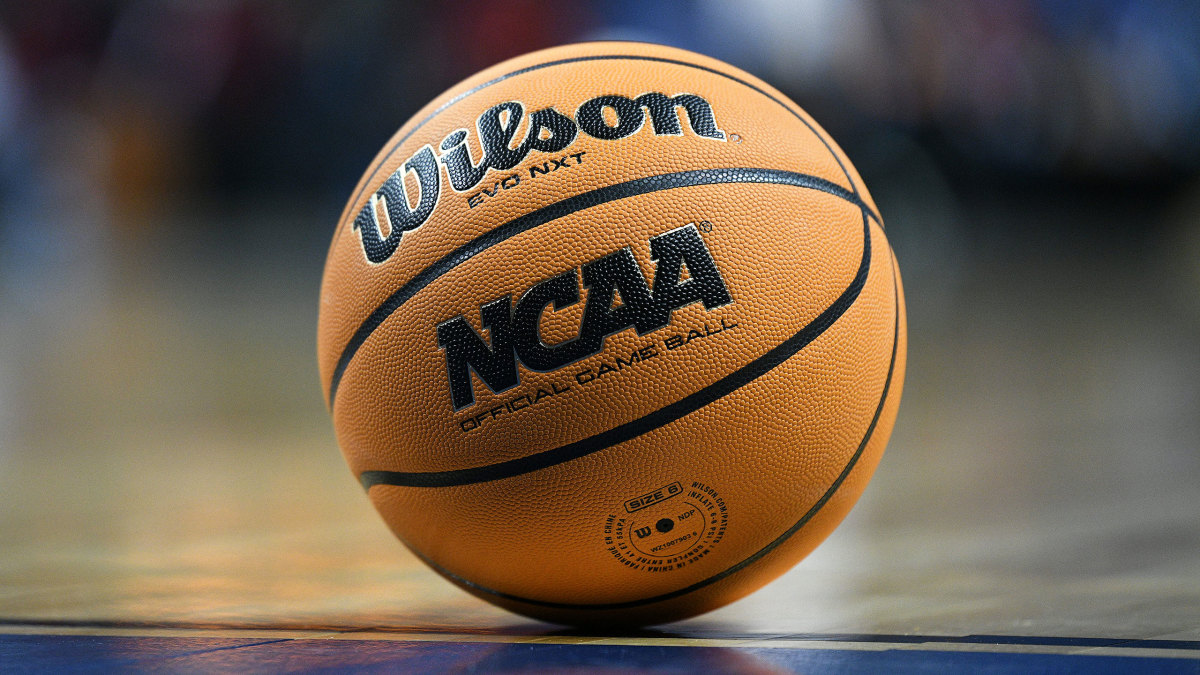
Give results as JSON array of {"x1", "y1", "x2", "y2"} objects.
[
  {"x1": 2, "y1": 620, "x2": 1198, "y2": 651},
  {"x1": 759, "y1": 632, "x2": 1200, "y2": 651},
  {"x1": 2, "y1": 635, "x2": 1198, "y2": 673},
  {"x1": 0, "y1": 635, "x2": 290, "y2": 672}
]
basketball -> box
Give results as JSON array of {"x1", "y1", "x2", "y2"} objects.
[{"x1": 317, "y1": 41, "x2": 906, "y2": 626}]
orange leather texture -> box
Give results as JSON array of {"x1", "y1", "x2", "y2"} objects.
[{"x1": 318, "y1": 42, "x2": 906, "y2": 626}]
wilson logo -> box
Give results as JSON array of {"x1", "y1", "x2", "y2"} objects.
[
  {"x1": 353, "y1": 92, "x2": 726, "y2": 264},
  {"x1": 437, "y1": 224, "x2": 731, "y2": 410}
]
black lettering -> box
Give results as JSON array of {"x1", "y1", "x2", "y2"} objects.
[
  {"x1": 579, "y1": 247, "x2": 664, "y2": 343},
  {"x1": 576, "y1": 95, "x2": 645, "y2": 140},
  {"x1": 635, "y1": 92, "x2": 726, "y2": 140},
  {"x1": 526, "y1": 106, "x2": 578, "y2": 152},
  {"x1": 439, "y1": 129, "x2": 489, "y2": 193},
  {"x1": 649, "y1": 224, "x2": 733, "y2": 314},
  {"x1": 353, "y1": 146, "x2": 440, "y2": 264},
  {"x1": 442, "y1": 103, "x2": 576, "y2": 193},
  {"x1": 360, "y1": 95, "x2": 723, "y2": 265},
  {"x1": 474, "y1": 102, "x2": 529, "y2": 170},
  {"x1": 439, "y1": 225, "x2": 732, "y2": 410},
  {"x1": 437, "y1": 297, "x2": 518, "y2": 410},
  {"x1": 512, "y1": 269, "x2": 582, "y2": 371},
  {"x1": 529, "y1": 155, "x2": 571, "y2": 179}
]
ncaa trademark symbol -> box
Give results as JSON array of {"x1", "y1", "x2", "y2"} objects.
[{"x1": 690, "y1": 220, "x2": 713, "y2": 233}]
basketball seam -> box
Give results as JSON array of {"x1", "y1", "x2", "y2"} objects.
[
  {"x1": 326, "y1": 52, "x2": 874, "y2": 402},
  {"x1": 330, "y1": 50, "x2": 899, "y2": 614},
  {"x1": 398, "y1": 229, "x2": 901, "y2": 611},
  {"x1": 328, "y1": 168, "x2": 877, "y2": 405},
  {"x1": 334, "y1": 51, "x2": 863, "y2": 234},
  {"x1": 359, "y1": 197, "x2": 871, "y2": 488}
]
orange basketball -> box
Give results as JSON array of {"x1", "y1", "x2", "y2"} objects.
[{"x1": 317, "y1": 42, "x2": 906, "y2": 626}]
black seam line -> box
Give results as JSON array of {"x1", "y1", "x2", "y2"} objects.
[
  {"x1": 402, "y1": 217, "x2": 898, "y2": 611},
  {"x1": 359, "y1": 205, "x2": 871, "y2": 490},
  {"x1": 329, "y1": 49, "x2": 876, "y2": 399},
  {"x1": 329, "y1": 167, "x2": 877, "y2": 405},
  {"x1": 340, "y1": 51, "x2": 861, "y2": 228}
]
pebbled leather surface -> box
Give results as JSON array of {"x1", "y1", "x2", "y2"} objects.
[{"x1": 317, "y1": 41, "x2": 906, "y2": 626}]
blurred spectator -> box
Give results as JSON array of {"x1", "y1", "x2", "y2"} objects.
[
  {"x1": 1, "y1": 0, "x2": 1197, "y2": 462},
  {"x1": 0, "y1": 1, "x2": 1195, "y2": 227}
]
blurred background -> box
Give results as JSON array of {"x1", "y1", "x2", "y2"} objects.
[{"x1": 1, "y1": 0, "x2": 1198, "y2": 633}]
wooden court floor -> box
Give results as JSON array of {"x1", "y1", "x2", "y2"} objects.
[{"x1": 2, "y1": 217, "x2": 1199, "y2": 672}]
